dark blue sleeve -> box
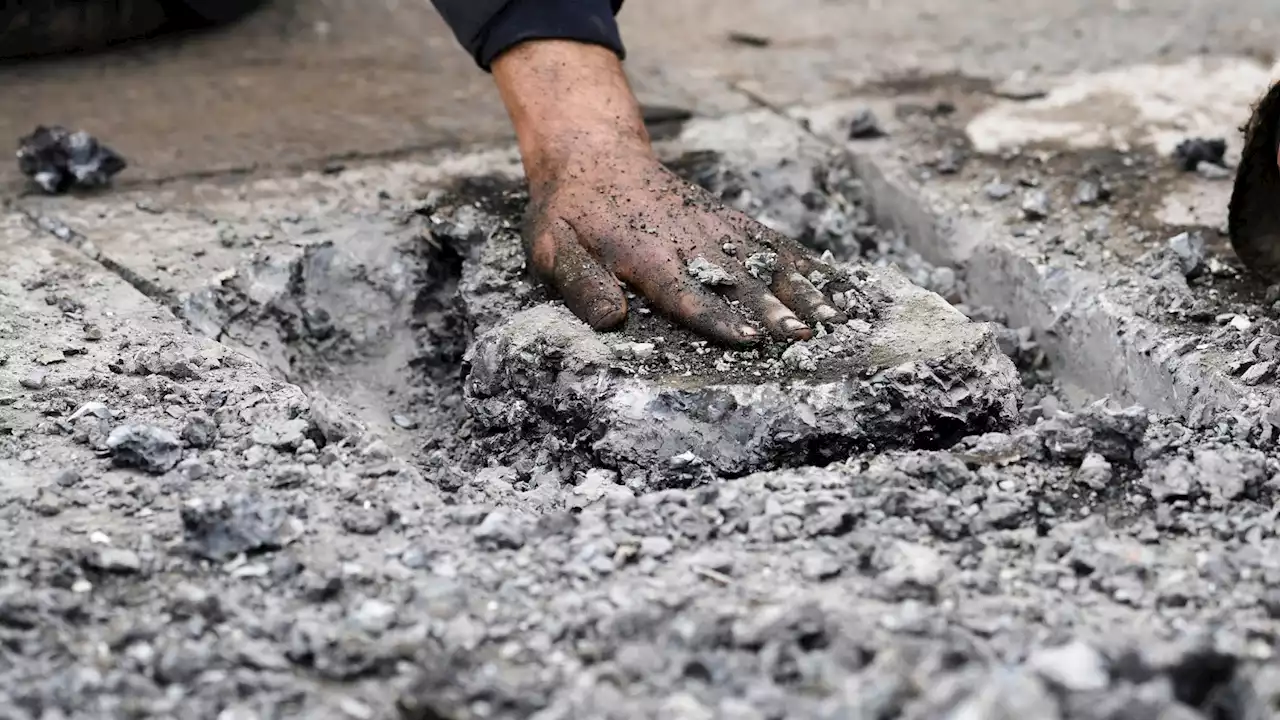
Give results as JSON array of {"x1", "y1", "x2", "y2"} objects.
[{"x1": 431, "y1": 0, "x2": 626, "y2": 70}]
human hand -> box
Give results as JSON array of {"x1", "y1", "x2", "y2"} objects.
[{"x1": 494, "y1": 40, "x2": 852, "y2": 346}]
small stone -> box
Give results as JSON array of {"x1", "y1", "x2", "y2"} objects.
[
  {"x1": 1072, "y1": 180, "x2": 1103, "y2": 206},
  {"x1": 252, "y1": 418, "x2": 309, "y2": 451},
  {"x1": 182, "y1": 494, "x2": 295, "y2": 561},
  {"x1": 640, "y1": 536, "x2": 674, "y2": 558},
  {"x1": 82, "y1": 324, "x2": 103, "y2": 341},
  {"x1": 1196, "y1": 448, "x2": 1266, "y2": 503},
  {"x1": 1145, "y1": 458, "x2": 1195, "y2": 502},
  {"x1": 930, "y1": 266, "x2": 959, "y2": 301},
  {"x1": 613, "y1": 342, "x2": 657, "y2": 361},
  {"x1": 1167, "y1": 231, "x2": 1207, "y2": 278},
  {"x1": 349, "y1": 598, "x2": 397, "y2": 635},
  {"x1": 391, "y1": 413, "x2": 417, "y2": 429},
  {"x1": 18, "y1": 126, "x2": 127, "y2": 194},
  {"x1": 722, "y1": 242, "x2": 738, "y2": 256},
  {"x1": 1261, "y1": 589, "x2": 1280, "y2": 619},
  {"x1": 1243, "y1": 360, "x2": 1276, "y2": 386},
  {"x1": 691, "y1": 551, "x2": 736, "y2": 576},
  {"x1": 179, "y1": 458, "x2": 210, "y2": 481},
  {"x1": 338, "y1": 698, "x2": 376, "y2": 720},
  {"x1": 686, "y1": 257, "x2": 736, "y2": 287},
  {"x1": 31, "y1": 489, "x2": 64, "y2": 516},
  {"x1": 984, "y1": 181, "x2": 1014, "y2": 200},
  {"x1": 1173, "y1": 137, "x2": 1226, "y2": 172},
  {"x1": 1020, "y1": 190, "x2": 1050, "y2": 220},
  {"x1": 949, "y1": 670, "x2": 1058, "y2": 720},
  {"x1": 781, "y1": 344, "x2": 818, "y2": 372},
  {"x1": 218, "y1": 227, "x2": 240, "y2": 248},
  {"x1": 272, "y1": 464, "x2": 308, "y2": 488},
  {"x1": 799, "y1": 553, "x2": 842, "y2": 581},
  {"x1": 55, "y1": 468, "x2": 82, "y2": 487},
  {"x1": 1196, "y1": 161, "x2": 1232, "y2": 180},
  {"x1": 36, "y1": 350, "x2": 65, "y2": 365},
  {"x1": 473, "y1": 509, "x2": 525, "y2": 549},
  {"x1": 1027, "y1": 641, "x2": 1109, "y2": 692},
  {"x1": 661, "y1": 692, "x2": 714, "y2": 720},
  {"x1": 68, "y1": 401, "x2": 111, "y2": 421},
  {"x1": 400, "y1": 547, "x2": 431, "y2": 570},
  {"x1": 743, "y1": 252, "x2": 779, "y2": 283},
  {"x1": 19, "y1": 370, "x2": 47, "y2": 390},
  {"x1": 881, "y1": 541, "x2": 946, "y2": 597},
  {"x1": 936, "y1": 146, "x2": 965, "y2": 174},
  {"x1": 181, "y1": 411, "x2": 218, "y2": 448},
  {"x1": 86, "y1": 547, "x2": 142, "y2": 574},
  {"x1": 360, "y1": 438, "x2": 393, "y2": 460},
  {"x1": 106, "y1": 424, "x2": 183, "y2": 474},
  {"x1": 993, "y1": 72, "x2": 1048, "y2": 100},
  {"x1": 848, "y1": 109, "x2": 887, "y2": 140},
  {"x1": 341, "y1": 505, "x2": 389, "y2": 535},
  {"x1": 1076, "y1": 453, "x2": 1113, "y2": 490}
]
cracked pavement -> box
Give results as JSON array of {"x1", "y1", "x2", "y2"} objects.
[{"x1": 5, "y1": 1, "x2": 1280, "y2": 719}]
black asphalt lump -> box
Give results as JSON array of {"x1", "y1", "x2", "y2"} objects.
[{"x1": 16, "y1": 125, "x2": 127, "y2": 194}]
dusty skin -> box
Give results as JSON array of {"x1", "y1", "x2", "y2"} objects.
[{"x1": 492, "y1": 41, "x2": 853, "y2": 347}]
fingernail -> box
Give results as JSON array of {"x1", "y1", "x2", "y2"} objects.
[
  {"x1": 738, "y1": 325, "x2": 762, "y2": 340},
  {"x1": 812, "y1": 306, "x2": 840, "y2": 323},
  {"x1": 780, "y1": 317, "x2": 809, "y2": 336},
  {"x1": 588, "y1": 303, "x2": 625, "y2": 329}
]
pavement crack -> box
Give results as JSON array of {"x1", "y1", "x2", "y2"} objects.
[
  {"x1": 728, "y1": 80, "x2": 834, "y2": 147},
  {"x1": 14, "y1": 204, "x2": 181, "y2": 314}
]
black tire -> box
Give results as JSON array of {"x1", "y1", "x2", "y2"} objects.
[
  {"x1": 0, "y1": 0, "x2": 267, "y2": 61},
  {"x1": 1228, "y1": 80, "x2": 1280, "y2": 282},
  {"x1": 0, "y1": 0, "x2": 169, "y2": 59},
  {"x1": 161, "y1": 0, "x2": 265, "y2": 26}
]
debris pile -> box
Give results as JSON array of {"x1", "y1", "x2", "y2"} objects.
[{"x1": 5, "y1": 134, "x2": 1280, "y2": 720}]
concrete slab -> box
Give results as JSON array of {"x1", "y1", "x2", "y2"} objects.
[{"x1": 466, "y1": 267, "x2": 1017, "y2": 478}]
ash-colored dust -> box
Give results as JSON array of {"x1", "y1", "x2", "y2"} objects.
[{"x1": 3, "y1": 140, "x2": 1280, "y2": 720}]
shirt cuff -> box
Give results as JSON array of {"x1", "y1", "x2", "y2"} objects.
[{"x1": 477, "y1": 0, "x2": 626, "y2": 70}]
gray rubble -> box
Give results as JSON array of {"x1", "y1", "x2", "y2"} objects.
[{"x1": 3, "y1": 115, "x2": 1280, "y2": 720}]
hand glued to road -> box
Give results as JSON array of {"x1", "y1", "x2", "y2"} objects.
[{"x1": 493, "y1": 40, "x2": 854, "y2": 347}]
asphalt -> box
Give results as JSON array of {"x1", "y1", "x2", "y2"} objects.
[
  {"x1": 6, "y1": 3, "x2": 1280, "y2": 719},
  {"x1": 3, "y1": 0, "x2": 1279, "y2": 187}
]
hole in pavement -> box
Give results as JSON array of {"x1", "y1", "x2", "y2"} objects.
[{"x1": 176, "y1": 145, "x2": 1184, "y2": 518}]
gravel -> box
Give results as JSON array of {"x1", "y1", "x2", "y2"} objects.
[{"x1": 4, "y1": 120, "x2": 1280, "y2": 720}]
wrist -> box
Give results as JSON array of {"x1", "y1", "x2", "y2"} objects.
[{"x1": 492, "y1": 40, "x2": 653, "y2": 192}]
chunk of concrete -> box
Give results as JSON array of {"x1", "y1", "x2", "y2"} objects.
[{"x1": 464, "y1": 265, "x2": 1018, "y2": 477}]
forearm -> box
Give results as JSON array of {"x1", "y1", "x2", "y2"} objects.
[
  {"x1": 431, "y1": 0, "x2": 626, "y2": 69},
  {"x1": 491, "y1": 41, "x2": 651, "y2": 193}
]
